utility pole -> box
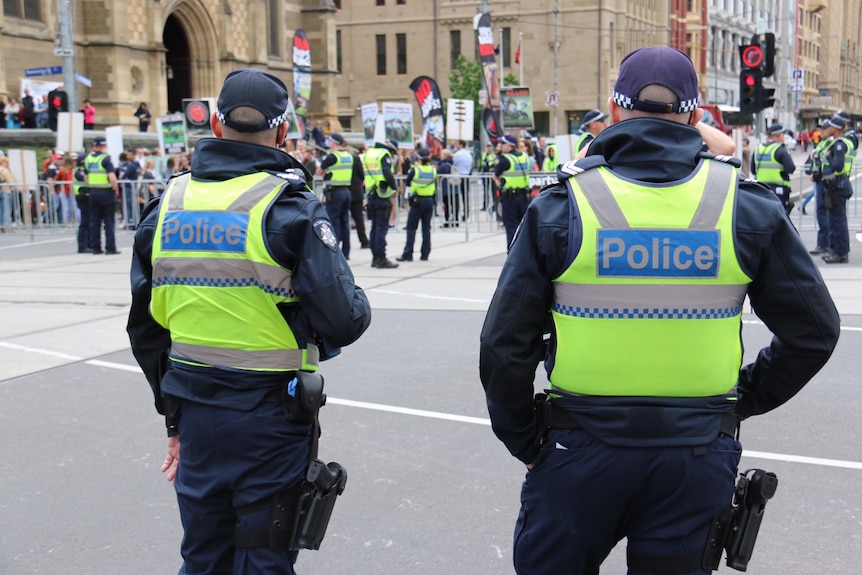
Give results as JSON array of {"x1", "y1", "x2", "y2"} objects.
[
  {"x1": 553, "y1": 0, "x2": 559, "y2": 136},
  {"x1": 57, "y1": 0, "x2": 77, "y2": 111}
]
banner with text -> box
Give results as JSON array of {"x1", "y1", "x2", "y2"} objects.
[{"x1": 409, "y1": 75, "x2": 446, "y2": 148}]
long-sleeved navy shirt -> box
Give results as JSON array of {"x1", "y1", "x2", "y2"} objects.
[
  {"x1": 127, "y1": 137, "x2": 371, "y2": 414},
  {"x1": 479, "y1": 118, "x2": 841, "y2": 464}
]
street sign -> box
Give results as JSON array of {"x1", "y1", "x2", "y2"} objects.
[
  {"x1": 739, "y1": 45, "x2": 764, "y2": 69},
  {"x1": 545, "y1": 90, "x2": 559, "y2": 107},
  {"x1": 53, "y1": 47, "x2": 74, "y2": 57},
  {"x1": 24, "y1": 66, "x2": 63, "y2": 77}
]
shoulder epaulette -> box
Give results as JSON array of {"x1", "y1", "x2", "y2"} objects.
[
  {"x1": 697, "y1": 150, "x2": 741, "y2": 168},
  {"x1": 556, "y1": 156, "x2": 607, "y2": 181},
  {"x1": 266, "y1": 169, "x2": 314, "y2": 195}
]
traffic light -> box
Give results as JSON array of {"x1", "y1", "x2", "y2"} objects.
[
  {"x1": 740, "y1": 69, "x2": 762, "y2": 114},
  {"x1": 761, "y1": 87, "x2": 776, "y2": 110}
]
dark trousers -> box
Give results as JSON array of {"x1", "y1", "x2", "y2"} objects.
[
  {"x1": 76, "y1": 193, "x2": 91, "y2": 251},
  {"x1": 89, "y1": 189, "x2": 117, "y2": 252},
  {"x1": 814, "y1": 183, "x2": 830, "y2": 249},
  {"x1": 826, "y1": 194, "x2": 849, "y2": 256},
  {"x1": 501, "y1": 192, "x2": 529, "y2": 246},
  {"x1": 175, "y1": 399, "x2": 310, "y2": 575},
  {"x1": 367, "y1": 195, "x2": 392, "y2": 257},
  {"x1": 402, "y1": 196, "x2": 434, "y2": 259},
  {"x1": 350, "y1": 198, "x2": 369, "y2": 246},
  {"x1": 324, "y1": 186, "x2": 352, "y2": 258},
  {"x1": 513, "y1": 430, "x2": 741, "y2": 575}
]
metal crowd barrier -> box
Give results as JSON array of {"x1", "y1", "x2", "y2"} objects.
[
  {"x1": 0, "y1": 178, "x2": 165, "y2": 237},
  {"x1": 310, "y1": 172, "x2": 562, "y2": 241}
]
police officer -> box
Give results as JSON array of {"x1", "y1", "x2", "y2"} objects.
[
  {"x1": 316, "y1": 132, "x2": 353, "y2": 259},
  {"x1": 349, "y1": 145, "x2": 369, "y2": 250},
  {"x1": 493, "y1": 133, "x2": 531, "y2": 246},
  {"x1": 808, "y1": 119, "x2": 833, "y2": 255},
  {"x1": 817, "y1": 116, "x2": 854, "y2": 263},
  {"x1": 84, "y1": 136, "x2": 121, "y2": 254},
  {"x1": 127, "y1": 68, "x2": 371, "y2": 575},
  {"x1": 73, "y1": 153, "x2": 92, "y2": 253},
  {"x1": 396, "y1": 148, "x2": 436, "y2": 262},
  {"x1": 751, "y1": 123, "x2": 796, "y2": 215},
  {"x1": 479, "y1": 46, "x2": 840, "y2": 575},
  {"x1": 363, "y1": 138, "x2": 399, "y2": 268},
  {"x1": 574, "y1": 108, "x2": 608, "y2": 155}
]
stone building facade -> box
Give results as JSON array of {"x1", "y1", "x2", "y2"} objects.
[{"x1": 0, "y1": 0, "x2": 338, "y2": 131}]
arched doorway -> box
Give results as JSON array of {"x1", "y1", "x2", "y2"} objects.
[{"x1": 164, "y1": 15, "x2": 192, "y2": 115}]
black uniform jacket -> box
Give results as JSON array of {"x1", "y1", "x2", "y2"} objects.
[
  {"x1": 479, "y1": 118, "x2": 841, "y2": 464},
  {"x1": 127, "y1": 137, "x2": 372, "y2": 413}
]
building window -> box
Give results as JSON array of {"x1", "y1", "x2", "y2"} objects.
[
  {"x1": 376, "y1": 0, "x2": 385, "y2": 5},
  {"x1": 376, "y1": 35, "x2": 387, "y2": 75},
  {"x1": 3, "y1": 0, "x2": 42, "y2": 21},
  {"x1": 397, "y1": 33, "x2": 407, "y2": 74},
  {"x1": 333, "y1": 0, "x2": 341, "y2": 7},
  {"x1": 450, "y1": 30, "x2": 461, "y2": 70},
  {"x1": 336, "y1": 30, "x2": 342, "y2": 73},
  {"x1": 396, "y1": 0, "x2": 406, "y2": 4},
  {"x1": 267, "y1": 0, "x2": 280, "y2": 57},
  {"x1": 502, "y1": 27, "x2": 511, "y2": 67}
]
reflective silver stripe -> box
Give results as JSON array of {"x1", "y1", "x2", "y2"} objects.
[
  {"x1": 689, "y1": 162, "x2": 733, "y2": 230},
  {"x1": 167, "y1": 174, "x2": 188, "y2": 211},
  {"x1": 165, "y1": 173, "x2": 286, "y2": 213},
  {"x1": 575, "y1": 169, "x2": 629, "y2": 229},
  {"x1": 554, "y1": 283, "x2": 747, "y2": 319},
  {"x1": 574, "y1": 160, "x2": 734, "y2": 231},
  {"x1": 171, "y1": 342, "x2": 318, "y2": 370},
  {"x1": 153, "y1": 257, "x2": 294, "y2": 298}
]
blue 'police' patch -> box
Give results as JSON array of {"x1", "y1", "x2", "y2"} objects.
[
  {"x1": 162, "y1": 211, "x2": 248, "y2": 253},
  {"x1": 597, "y1": 229, "x2": 720, "y2": 278},
  {"x1": 312, "y1": 218, "x2": 339, "y2": 251}
]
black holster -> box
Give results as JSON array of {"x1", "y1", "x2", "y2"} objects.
[
  {"x1": 234, "y1": 371, "x2": 347, "y2": 552},
  {"x1": 702, "y1": 468, "x2": 779, "y2": 571}
]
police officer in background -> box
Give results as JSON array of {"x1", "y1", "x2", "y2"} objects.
[
  {"x1": 349, "y1": 145, "x2": 370, "y2": 250},
  {"x1": 493, "y1": 133, "x2": 531, "y2": 246},
  {"x1": 751, "y1": 123, "x2": 796, "y2": 215},
  {"x1": 316, "y1": 132, "x2": 353, "y2": 259},
  {"x1": 816, "y1": 115, "x2": 855, "y2": 263},
  {"x1": 363, "y1": 138, "x2": 399, "y2": 268},
  {"x1": 479, "y1": 46, "x2": 840, "y2": 575},
  {"x1": 127, "y1": 68, "x2": 371, "y2": 575},
  {"x1": 84, "y1": 136, "x2": 121, "y2": 254},
  {"x1": 396, "y1": 147, "x2": 436, "y2": 262},
  {"x1": 73, "y1": 153, "x2": 92, "y2": 253},
  {"x1": 574, "y1": 108, "x2": 608, "y2": 154}
]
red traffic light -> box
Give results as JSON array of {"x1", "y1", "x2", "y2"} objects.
[{"x1": 744, "y1": 75, "x2": 756, "y2": 87}]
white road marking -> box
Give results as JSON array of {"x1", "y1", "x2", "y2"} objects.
[{"x1": 4, "y1": 339, "x2": 862, "y2": 471}]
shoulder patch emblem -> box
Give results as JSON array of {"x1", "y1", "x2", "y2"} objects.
[{"x1": 312, "y1": 218, "x2": 339, "y2": 251}]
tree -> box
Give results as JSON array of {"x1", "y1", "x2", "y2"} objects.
[{"x1": 448, "y1": 54, "x2": 483, "y2": 140}]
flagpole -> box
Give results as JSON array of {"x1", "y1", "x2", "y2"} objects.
[{"x1": 519, "y1": 31, "x2": 524, "y2": 86}]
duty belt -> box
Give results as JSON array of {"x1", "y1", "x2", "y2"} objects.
[{"x1": 547, "y1": 403, "x2": 740, "y2": 438}]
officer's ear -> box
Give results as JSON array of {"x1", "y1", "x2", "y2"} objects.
[
  {"x1": 607, "y1": 97, "x2": 619, "y2": 125},
  {"x1": 688, "y1": 108, "x2": 704, "y2": 127},
  {"x1": 276, "y1": 123, "x2": 288, "y2": 148},
  {"x1": 210, "y1": 113, "x2": 223, "y2": 139}
]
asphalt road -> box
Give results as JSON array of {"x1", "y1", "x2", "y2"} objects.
[{"x1": 1, "y1": 217, "x2": 861, "y2": 575}]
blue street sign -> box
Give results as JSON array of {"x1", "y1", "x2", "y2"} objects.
[{"x1": 24, "y1": 66, "x2": 63, "y2": 77}]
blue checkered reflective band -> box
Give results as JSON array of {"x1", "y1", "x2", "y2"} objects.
[
  {"x1": 162, "y1": 211, "x2": 248, "y2": 253},
  {"x1": 151, "y1": 275, "x2": 295, "y2": 298},
  {"x1": 553, "y1": 303, "x2": 743, "y2": 319},
  {"x1": 597, "y1": 229, "x2": 720, "y2": 278}
]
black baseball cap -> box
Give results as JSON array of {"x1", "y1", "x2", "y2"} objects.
[
  {"x1": 502, "y1": 134, "x2": 518, "y2": 146},
  {"x1": 767, "y1": 123, "x2": 784, "y2": 135},
  {"x1": 330, "y1": 133, "x2": 345, "y2": 145},
  {"x1": 92, "y1": 136, "x2": 107, "y2": 146},
  {"x1": 216, "y1": 68, "x2": 290, "y2": 132},
  {"x1": 613, "y1": 46, "x2": 700, "y2": 114}
]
